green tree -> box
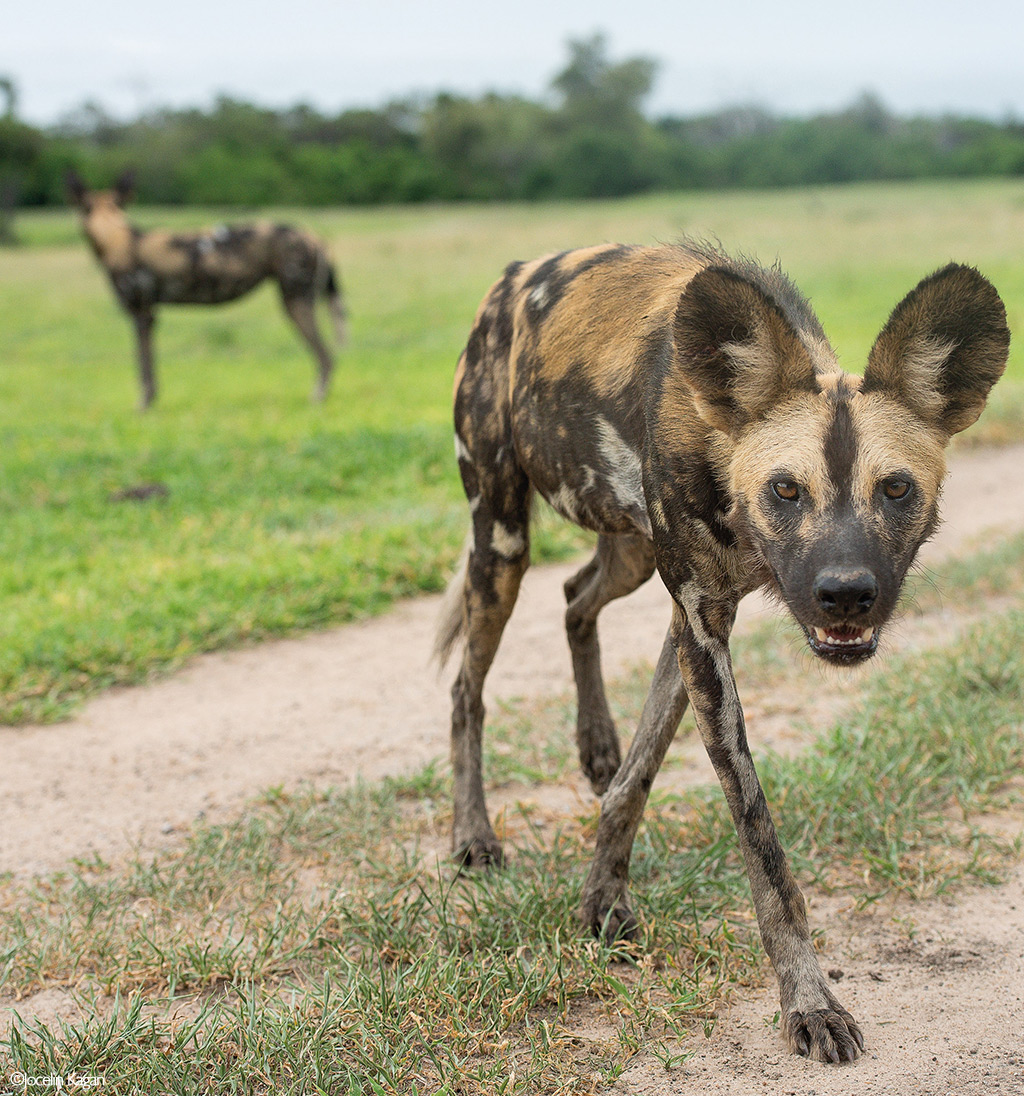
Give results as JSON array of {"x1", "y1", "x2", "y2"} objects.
[
  {"x1": 9, "y1": 37, "x2": 1024, "y2": 209},
  {"x1": 551, "y1": 33, "x2": 657, "y2": 132},
  {"x1": 544, "y1": 34, "x2": 663, "y2": 197},
  {"x1": 420, "y1": 92, "x2": 549, "y2": 198},
  {"x1": 0, "y1": 76, "x2": 43, "y2": 243}
]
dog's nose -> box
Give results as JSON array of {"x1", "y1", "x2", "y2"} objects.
[{"x1": 813, "y1": 569, "x2": 878, "y2": 617}]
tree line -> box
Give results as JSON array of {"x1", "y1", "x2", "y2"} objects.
[{"x1": 3, "y1": 36, "x2": 1024, "y2": 217}]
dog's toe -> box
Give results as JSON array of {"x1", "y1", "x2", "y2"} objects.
[
  {"x1": 786, "y1": 1006, "x2": 863, "y2": 1063},
  {"x1": 453, "y1": 836, "x2": 505, "y2": 871}
]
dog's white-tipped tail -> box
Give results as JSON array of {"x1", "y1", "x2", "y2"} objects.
[
  {"x1": 324, "y1": 262, "x2": 348, "y2": 348},
  {"x1": 433, "y1": 536, "x2": 470, "y2": 669}
]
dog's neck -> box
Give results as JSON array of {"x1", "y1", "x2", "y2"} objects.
[{"x1": 82, "y1": 198, "x2": 135, "y2": 272}]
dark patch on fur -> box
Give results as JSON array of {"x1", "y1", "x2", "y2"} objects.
[
  {"x1": 522, "y1": 252, "x2": 568, "y2": 320},
  {"x1": 823, "y1": 398, "x2": 858, "y2": 509},
  {"x1": 493, "y1": 261, "x2": 524, "y2": 352}
]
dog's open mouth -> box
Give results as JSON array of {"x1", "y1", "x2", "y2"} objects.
[{"x1": 806, "y1": 624, "x2": 878, "y2": 662}]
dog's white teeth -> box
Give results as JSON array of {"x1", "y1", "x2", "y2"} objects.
[{"x1": 814, "y1": 626, "x2": 875, "y2": 647}]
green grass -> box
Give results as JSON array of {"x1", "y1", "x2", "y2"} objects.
[
  {"x1": 1, "y1": 532, "x2": 1022, "y2": 1093},
  {"x1": 2, "y1": 179, "x2": 1024, "y2": 723},
  {"x1": 905, "y1": 528, "x2": 1024, "y2": 615}
]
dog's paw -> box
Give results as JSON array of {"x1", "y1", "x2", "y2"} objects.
[
  {"x1": 580, "y1": 894, "x2": 639, "y2": 942},
  {"x1": 453, "y1": 835, "x2": 505, "y2": 871},
  {"x1": 785, "y1": 1006, "x2": 864, "y2": 1063},
  {"x1": 580, "y1": 732, "x2": 621, "y2": 796}
]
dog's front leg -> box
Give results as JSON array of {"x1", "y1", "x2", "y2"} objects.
[{"x1": 675, "y1": 589, "x2": 863, "y2": 1062}]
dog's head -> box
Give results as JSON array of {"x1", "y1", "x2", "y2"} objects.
[
  {"x1": 674, "y1": 261, "x2": 1010, "y2": 664},
  {"x1": 65, "y1": 170, "x2": 137, "y2": 267},
  {"x1": 66, "y1": 169, "x2": 135, "y2": 216}
]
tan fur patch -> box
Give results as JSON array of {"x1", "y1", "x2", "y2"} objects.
[
  {"x1": 135, "y1": 231, "x2": 190, "y2": 277},
  {"x1": 82, "y1": 193, "x2": 135, "y2": 271},
  {"x1": 528, "y1": 246, "x2": 705, "y2": 396},
  {"x1": 851, "y1": 393, "x2": 947, "y2": 508},
  {"x1": 805, "y1": 336, "x2": 844, "y2": 374},
  {"x1": 891, "y1": 335, "x2": 958, "y2": 421},
  {"x1": 491, "y1": 522, "x2": 526, "y2": 559},
  {"x1": 729, "y1": 393, "x2": 833, "y2": 510},
  {"x1": 815, "y1": 370, "x2": 862, "y2": 395},
  {"x1": 721, "y1": 322, "x2": 823, "y2": 428}
]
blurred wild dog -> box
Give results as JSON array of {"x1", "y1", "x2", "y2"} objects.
[
  {"x1": 436, "y1": 240, "x2": 1009, "y2": 1063},
  {"x1": 67, "y1": 170, "x2": 346, "y2": 409}
]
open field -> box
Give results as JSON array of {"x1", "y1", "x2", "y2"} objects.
[{"x1": 2, "y1": 179, "x2": 1024, "y2": 723}]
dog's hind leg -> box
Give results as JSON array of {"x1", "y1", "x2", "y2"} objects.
[
  {"x1": 449, "y1": 452, "x2": 532, "y2": 869},
  {"x1": 281, "y1": 293, "x2": 334, "y2": 401},
  {"x1": 564, "y1": 533, "x2": 656, "y2": 794}
]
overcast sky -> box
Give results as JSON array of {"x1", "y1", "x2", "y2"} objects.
[{"x1": 4, "y1": 0, "x2": 1023, "y2": 126}]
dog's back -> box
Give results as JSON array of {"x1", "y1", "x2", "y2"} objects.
[{"x1": 455, "y1": 245, "x2": 701, "y2": 533}]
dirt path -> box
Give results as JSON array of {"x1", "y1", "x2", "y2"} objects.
[{"x1": 3, "y1": 442, "x2": 1024, "y2": 1091}]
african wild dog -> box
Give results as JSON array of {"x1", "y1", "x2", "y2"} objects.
[
  {"x1": 66, "y1": 170, "x2": 347, "y2": 409},
  {"x1": 436, "y1": 240, "x2": 1009, "y2": 1063}
]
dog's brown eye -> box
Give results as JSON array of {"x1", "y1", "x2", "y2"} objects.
[
  {"x1": 772, "y1": 479, "x2": 799, "y2": 502},
  {"x1": 884, "y1": 479, "x2": 911, "y2": 500}
]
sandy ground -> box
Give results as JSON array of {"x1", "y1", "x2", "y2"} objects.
[
  {"x1": 2, "y1": 442, "x2": 1024, "y2": 1093},
  {"x1": 615, "y1": 862, "x2": 1024, "y2": 1096}
]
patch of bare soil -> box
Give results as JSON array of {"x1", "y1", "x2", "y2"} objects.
[
  {"x1": 612, "y1": 863, "x2": 1024, "y2": 1095},
  {"x1": 2, "y1": 443, "x2": 1024, "y2": 1091}
]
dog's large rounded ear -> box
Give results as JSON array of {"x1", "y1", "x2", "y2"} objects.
[
  {"x1": 673, "y1": 266, "x2": 818, "y2": 437},
  {"x1": 65, "y1": 170, "x2": 88, "y2": 208},
  {"x1": 113, "y1": 169, "x2": 136, "y2": 206},
  {"x1": 862, "y1": 264, "x2": 1010, "y2": 437}
]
